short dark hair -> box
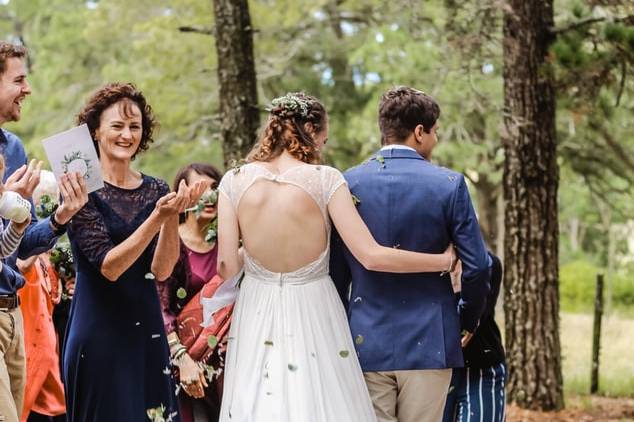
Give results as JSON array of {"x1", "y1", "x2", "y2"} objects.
[
  {"x1": 172, "y1": 162, "x2": 223, "y2": 192},
  {"x1": 77, "y1": 83, "x2": 157, "y2": 159},
  {"x1": 378, "y1": 86, "x2": 440, "y2": 145},
  {"x1": 0, "y1": 42, "x2": 27, "y2": 76},
  {"x1": 173, "y1": 163, "x2": 224, "y2": 224}
]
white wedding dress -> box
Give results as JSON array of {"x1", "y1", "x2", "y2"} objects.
[{"x1": 217, "y1": 163, "x2": 377, "y2": 422}]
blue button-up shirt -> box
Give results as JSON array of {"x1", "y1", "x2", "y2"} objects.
[{"x1": 0, "y1": 128, "x2": 59, "y2": 294}]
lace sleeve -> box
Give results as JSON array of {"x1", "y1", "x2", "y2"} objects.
[
  {"x1": 321, "y1": 166, "x2": 347, "y2": 204},
  {"x1": 68, "y1": 196, "x2": 116, "y2": 271}
]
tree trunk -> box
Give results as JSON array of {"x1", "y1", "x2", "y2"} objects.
[
  {"x1": 213, "y1": 0, "x2": 260, "y2": 167},
  {"x1": 502, "y1": 0, "x2": 564, "y2": 410}
]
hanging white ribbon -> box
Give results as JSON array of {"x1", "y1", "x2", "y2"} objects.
[{"x1": 200, "y1": 268, "x2": 244, "y2": 327}]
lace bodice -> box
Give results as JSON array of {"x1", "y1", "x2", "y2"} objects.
[
  {"x1": 68, "y1": 175, "x2": 170, "y2": 271},
  {"x1": 219, "y1": 162, "x2": 346, "y2": 281}
]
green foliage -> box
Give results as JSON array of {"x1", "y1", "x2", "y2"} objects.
[{"x1": 560, "y1": 259, "x2": 634, "y2": 314}]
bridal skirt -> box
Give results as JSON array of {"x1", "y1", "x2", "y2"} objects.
[{"x1": 219, "y1": 273, "x2": 377, "y2": 422}]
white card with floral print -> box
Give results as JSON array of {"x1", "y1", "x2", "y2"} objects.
[{"x1": 42, "y1": 123, "x2": 104, "y2": 193}]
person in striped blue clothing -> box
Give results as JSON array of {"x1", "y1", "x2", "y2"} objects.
[
  {"x1": 443, "y1": 252, "x2": 506, "y2": 422},
  {"x1": 0, "y1": 155, "x2": 31, "y2": 258}
]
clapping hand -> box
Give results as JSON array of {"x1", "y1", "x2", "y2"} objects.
[
  {"x1": 55, "y1": 172, "x2": 89, "y2": 225},
  {"x1": 5, "y1": 159, "x2": 42, "y2": 199},
  {"x1": 154, "y1": 180, "x2": 191, "y2": 219},
  {"x1": 186, "y1": 179, "x2": 211, "y2": 209},
  {"x1": 155, "y1": 179, "x2": 209, "y2": 220}
]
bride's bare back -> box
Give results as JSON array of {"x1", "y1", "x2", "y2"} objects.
[
  {"x1": 238, "y1": 176, "x2": 327, "y2": 272},
  {"x1": 218, "y1": 159, "x2": 344, "y2": 274}
]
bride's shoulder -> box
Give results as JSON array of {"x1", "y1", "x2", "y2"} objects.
[{"x1": 313, "y1": 164, "x2": 343, "y2": 177}]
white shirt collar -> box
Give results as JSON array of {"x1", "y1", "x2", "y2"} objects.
[{"x1": 380, "y1": 144, "x2": 417, "y2": 152}]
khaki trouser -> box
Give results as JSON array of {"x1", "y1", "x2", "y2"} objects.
[
  {"x1": 0, "y1": 308, "x2": 25, "y2": 422},
  {"x1": 365, "y1": 369, "x2": 452, "y2": 422}
]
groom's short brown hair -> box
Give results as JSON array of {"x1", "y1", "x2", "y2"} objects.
[{"x1": 378, "y1": 86, "x2": 440, "y2": 145}]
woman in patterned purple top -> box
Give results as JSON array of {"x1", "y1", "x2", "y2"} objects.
[{"x1": 158, "y1": 163, "x2": 224, "y2": 422}]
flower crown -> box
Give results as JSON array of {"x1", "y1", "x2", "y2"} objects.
[{"x1": 269, "y1": 93, "x2": 311, "y2": 118}]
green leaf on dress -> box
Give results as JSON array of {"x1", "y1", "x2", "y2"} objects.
[{"x1": 176, "y1": 288, "x2": 187, "y2": 299}]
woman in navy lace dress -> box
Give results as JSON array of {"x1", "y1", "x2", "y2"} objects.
[{"x1": 62, "y1": 83, "x2": 203, "y2": 422}]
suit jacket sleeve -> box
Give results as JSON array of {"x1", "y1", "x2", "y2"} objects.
[
  {"x1": 329, "y1": 228, "x2": 351, "y2": 311},
  {"x1": 17, "y1": 214, "x2": 58, "y2": 260},
  {"x1": 449, "y1": 175, "x2": 490, "y2": 332}
]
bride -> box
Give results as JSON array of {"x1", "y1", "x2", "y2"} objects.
[{"x1": 215, "y1": 93, "x2": 454, "y2": 421}]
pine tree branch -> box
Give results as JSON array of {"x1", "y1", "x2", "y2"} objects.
[
  {"x1": 551, "y1": 14, "x2": 634, "y2": 35},
  {"x1": 178, "y1": 26, "x2": 214, "y2": 36}
]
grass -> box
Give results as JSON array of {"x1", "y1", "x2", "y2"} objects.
[{"x1": 561, "y1": 312, "x2": 634, "y2": 398}]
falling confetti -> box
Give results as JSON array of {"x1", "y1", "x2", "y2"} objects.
[
  {"x1": 287, "y1": 363, "x2": 298, "y2": 372},
  {"x1": 145, "y1": 273, "x2": 156, "y2": 280},
  {"x1": 207, "y1": 335, "x2": 218, "y2": 348},
  {"x1": 355, "y1": 335, "x2": 365, "y2": 345},
  {"x1": 176, "y1": 288, "x2": 187, "y2": 299},
  {"x1": 264, "y1": 340, "x2": 274, "y2": 346},
  {"x1": 146, "y1": 404, "x2": 167, "y2": 422},
  {"x1": 339, "y1": 350, "x2": 350, "y2": 358}
]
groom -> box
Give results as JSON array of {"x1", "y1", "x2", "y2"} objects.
[{"x1": 330, "y1": 86, "x2": 491, "y2": 422}]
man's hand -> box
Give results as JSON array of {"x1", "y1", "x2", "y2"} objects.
[
  {"x1": 5, "y1": 160, "x2": 42, "y2": 198},
  {"x1": 54, "y1": 172, "x2": 89, "y2": 225},
  {"x1": 461, "y1": 331, "x2": 474, "y2": 348}
]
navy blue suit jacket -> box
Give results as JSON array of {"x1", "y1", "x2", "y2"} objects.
[{"x1": 330, "y1": 148, "x2": 490, "y2": 371}]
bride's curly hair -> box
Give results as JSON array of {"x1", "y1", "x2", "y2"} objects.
[{"x1": 248, "y1": 92, "x2": 326, "y2": 164}]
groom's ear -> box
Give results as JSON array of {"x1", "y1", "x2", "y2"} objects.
[{"x1": 413, "y1": 124, "x2": 425, "y2": 143}]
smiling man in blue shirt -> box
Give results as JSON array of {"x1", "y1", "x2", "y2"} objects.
[{"x1": 0, "y1": 42, "x2": 87, "y2": 422}]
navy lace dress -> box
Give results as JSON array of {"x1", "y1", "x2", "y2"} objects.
[{"x1": 63, "y1": 175, "x2": 180, "y2": 422}]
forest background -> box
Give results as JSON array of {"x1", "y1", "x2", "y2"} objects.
[{"x1": 0, "y1": 0, "x2": 632, "y2": 413}]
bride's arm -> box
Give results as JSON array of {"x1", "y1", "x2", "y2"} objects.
[
  {"x1": 328, "y1": 184, "x2": 452, "y2": 273},
  {"x1": 216, "y1": 193, "x2": 242, "y2": 279}
]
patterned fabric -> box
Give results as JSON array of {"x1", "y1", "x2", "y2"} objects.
[
  {"x1": 442, "y1": 364, "x2": 506, "y2": 422},
  {"x1": 0, "y1": 221, "x2": 23, "y2": 258}
]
